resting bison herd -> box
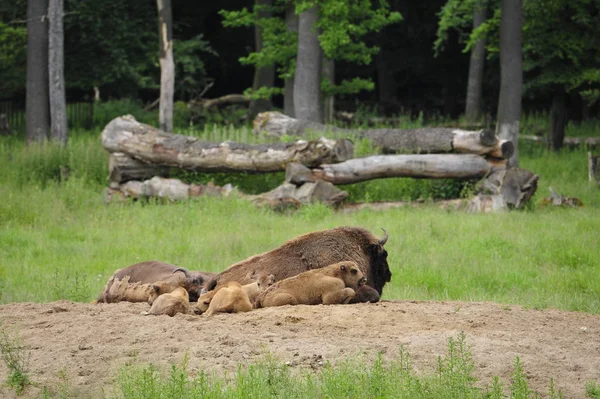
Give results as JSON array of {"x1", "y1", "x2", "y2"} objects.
[{"x1": 95, "y1": 226, "x2": 391, "y2": 317}]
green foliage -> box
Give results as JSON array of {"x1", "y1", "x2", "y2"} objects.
[
  {"x1": 221, "y1": 0, "x2": 401, "y2": 98},
  {"x1": 0, "y1": 22, "x2": 26, "y2": 97},
  {"x1": 522, "y1": 0, "x2": 600, "y2": 99},
  {"x1": 93, "y1": 99, "x2": 158, "y2": 128},
  {"x1": 64, "y1": 0, "x2": 158, "y2": 94},
  {"x1": 510, "y1": 357, "x2": 532, "y2": 399},
  {"x1": 435, "y1": 0, "x2": 600, "y2": 102},
  {"x1": 173, "y1": 35, "x2": 217, "y2": 100},
  {"x1": 0, "y1": 324, "x2": 31, "y2": 395},
  {"x1": 586, "y1": 381, "x2": 600, "y2": 399}
]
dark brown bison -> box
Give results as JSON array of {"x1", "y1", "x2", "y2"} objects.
[
  {"x1": 349, "y1": 285, "x2": 380, "y2": 304},
  {"x1": 209, "y1": 227, "x2": 391, "y2": 298},
  {"x1": 97, "y1": 261, "x2": 216, "y2": 303}
]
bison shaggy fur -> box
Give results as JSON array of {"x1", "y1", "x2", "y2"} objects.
[{"x1": 210, "y1": 227, "x2": 391, "y2": 298}]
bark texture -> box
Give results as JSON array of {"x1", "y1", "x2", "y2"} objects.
[
  {"x1": 157, "y1": 0, "x2": 175, "y2": 133},
  {"x1": 465, "y1": 7, "x2": 487, "y2": 122},
  {"x1": 254, "y1": 112, "x2": 513, "y2": 158},
  {"x1": 300, "y1": 154, "x2": 505, "y2": 185},
  {"x1": 589, "y1": 152, "x2": 599, "y2": 184},
  {"x1": 48, "y1": 0, "x2": 68, "y2": 145},
  {"x1": 496, "y1": 0, "x2": 523, "y2": 167},
  {"x1": 26, "y1": 0, "x2": 50, "y2": 143},
  {"x1": 247, "y1": 0, "x2": 275, "y2": 121},
  {"x1": 101, "y1": 115, "x2": 353, "y2": 181},
  {"x1": 294, "y1": 6, "x2": 323, "y2": 122}
]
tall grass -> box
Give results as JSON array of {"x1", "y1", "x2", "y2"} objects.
[{"x1": 0, "y1": 115, "x2": 599, "y2": 312}]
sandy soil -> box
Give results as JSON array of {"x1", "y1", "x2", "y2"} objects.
[{"x1": 0, "y1": 300, "x2": 599, "y2": 398}]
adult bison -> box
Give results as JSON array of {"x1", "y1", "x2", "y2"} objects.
[
  {"x1": 209, "y1": 227, "x2": 391, "y2": 297},
  {"x1": 97, "y1": 261, "x2": 216, "y2": 303}
]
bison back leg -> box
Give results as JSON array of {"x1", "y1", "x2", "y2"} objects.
[
  {"x1": 263, "y1": 293, "x2": 299, "y2": 307},
  {"x1": 322, "y1": 288, "x2": 356, "y2": 305}
]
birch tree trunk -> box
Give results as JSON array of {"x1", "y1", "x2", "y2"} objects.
[
  {"x1": 495, "y1": 0, "x2": 523, "y2": 167},
  {"x1": 247, "y1": 0, "x2": 275, "y2": 121},
  {"x1": 294, "y1": 5, "x2": 323, "y2": 123},
  {"x1": 48, "y1": 0, "x2": 68, "y2": 145},
  {"x1": 284, "y1": 4, "x2": 298, "y2": 117},
  {"x1": 465, "y1": 6, "x2": 487, "y2": 122},
  {"x1": 157, "y1": 0, "x2": 174, "y2": 133},
  {"x1": 26, "y1": 0, "x2": 50, "y2": 144}
]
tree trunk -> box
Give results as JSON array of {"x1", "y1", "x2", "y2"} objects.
[
  {"x1": 294, "y1": 5, "x2": 323, "y2": 123},
  {"x1": 289, "y1": 154, "x2": 505, "y2": 185},
  {"x1": 48, "y1": 0, "x2": 68, "y2": 145},
  {"x1": 253, "y1": 112, "x2": 514, "y2": 158},
  {"x1": 157, "y1": 0, "x2": 174, "y2": 133},
  {"x1": 495, "y1": 0, "x2": 523, "y2": 167},
  {"x1": 101, "y1": 116, "x2": 353, "y2": 182},
  {"x1": 322, "y1": 58, "x2": 335, "y2": 123},
  {"x1": 247, "y1": 0, "x2": 275, "y2": 121},
  {"x1": 465, "y1": 6, "x2": 487, "y2": 122},
  {"x1": 284, "y1": 4, "x2": 298, "y2": 117},
  {"x1": 549, "y1": 89, "x2": 567, "y2": 151},
  {"x1": 588, "y1": 152, "x2": 599, "y2": 184},
  {"x1": 26, "y1": 0, "x2": 50, "y2": 144}
]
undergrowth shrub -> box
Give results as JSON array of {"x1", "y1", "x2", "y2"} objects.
[
  {"x1": 0, "y1": 324, "x2": 31, "y2": 395},
  {"x1": 109, "y1": 333, "x2": 564, "y2": 399}
]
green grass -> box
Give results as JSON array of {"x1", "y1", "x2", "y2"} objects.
[
  {"x1": 0, "y1": 118, "x2": 599, "y2": 312},
  {"x1": 105, "y1": 333, "x2": 564, "y2": 399},
  {"x1": 0, "y1": 324, "x2": 31, "y2": 395}
]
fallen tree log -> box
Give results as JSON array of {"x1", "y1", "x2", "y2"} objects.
[
  {"x1": 188, "y1": 94, "x2": 251, "y2": 110},
  {"x1": 286, "y1": 154, "x2": 505, "y2": 185},
  {"x1": 101, "y1": 115, "x2": 353, "y2": 177},
  {"x1": 254, "y1": 112, "x2": 513, "y2": 159},
  {"x1": 105, "y1": 177, "x2": 236, "y2": 202}
]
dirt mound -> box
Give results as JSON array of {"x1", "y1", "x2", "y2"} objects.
[{"x1": 1, "y1": 300, "x2": 598, "y2": 398}]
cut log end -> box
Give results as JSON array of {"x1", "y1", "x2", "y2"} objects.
[
  {"x1": 500, "y1": 141, "x2": 515, "y2": 160},
  {"x1": 479, "y1": 128, "x2": 496, "y2": 147}
]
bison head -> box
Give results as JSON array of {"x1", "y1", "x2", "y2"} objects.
[
  {"x1": 367, "y1": 228, "x2": 391, "y2": 294},
  {"x1": 173, "y1": 268, "x2": 217, "y2": 302}
]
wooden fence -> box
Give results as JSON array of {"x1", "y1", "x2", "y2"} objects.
[{"x1": 0, "y1": 99, "x2": 94, "y2": 133}]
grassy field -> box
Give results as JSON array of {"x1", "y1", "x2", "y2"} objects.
[
  {"x1": 1, "y1": 116, "x2": 599, "y2": 398},
  {"x1": 0, "y1": 119, "x2": 598, "y2": 311}
]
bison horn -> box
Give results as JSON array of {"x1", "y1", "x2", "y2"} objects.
[
  {"x1": 378, "y1": 228, "x2": 388, "y2": 246},
  {"x1": 173, "y1": 267, "x2": 190, "y2": 277}
]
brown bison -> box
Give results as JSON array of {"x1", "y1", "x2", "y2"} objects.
[
  {"x1": 255, "y1": 261, "x2": 366, "y2": 308},
  {"x1": 97, "y1": 261, "x2": 216, "y2": 303},
  {"x1": 349, "y1": 285, "x2": 380, "y2": 304},
  {"x1": 209, "y1": 227, "x2": 391, "y2": 298}
]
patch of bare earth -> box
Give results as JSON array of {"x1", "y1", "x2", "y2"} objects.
[{"x1": 1, "y1": 300, "x2": 599, "y2": 398}]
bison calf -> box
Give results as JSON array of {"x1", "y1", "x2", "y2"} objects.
[
  {"x1": 197, "y1": 281, "x2": 253, "y2": 317},
  {"x1": 144, "y1": 287, "x2": 190, "y2": 317},
  {"x1": 255, "y1": 261, "x2": 366, "y2": 308}
]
